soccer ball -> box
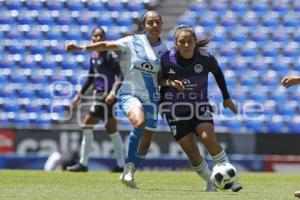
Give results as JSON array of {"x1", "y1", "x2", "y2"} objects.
[{"x1": 210, "y1": 162, "x2": 237, "y2": 190}]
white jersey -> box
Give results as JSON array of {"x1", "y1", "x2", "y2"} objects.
[{"x1": 116, "y1": 34, "x2": 168, "y2": 103}]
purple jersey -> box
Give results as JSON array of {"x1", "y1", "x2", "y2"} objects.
[
  {"x1": 160, "y1": 48, "x2": 229, "y2": 116},
  {"x1": 88, "y1": 51, "x2": 121, "y2": 93}
]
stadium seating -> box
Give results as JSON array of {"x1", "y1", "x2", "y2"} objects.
[{"x1": 1, "y1": 0, "x2": 299, "y2": 134}]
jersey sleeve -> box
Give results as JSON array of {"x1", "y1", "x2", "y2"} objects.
[
  {"x1": 209, "y1": 55, "x2": 230, "y2": 100},
  {"x1": 115, "y1": 35, "x2": 132, "y2": 52}
]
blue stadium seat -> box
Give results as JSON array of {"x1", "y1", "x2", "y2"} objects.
[
  {"x1": 34, "y1": 114, "x2": 52, "y2": 128},
  {"x1": 45, "y1": 0, "x2": 64, "y2": 10},
  {"x1": 245, "y1": 120, "x2": 264, "y2": 133},
  {"x1": 282, "y1": 14, "x2": 299, "y2": 27},
  {"x1": 36, "y1": 12, "x2": 54, "y2": 25},
  {"x1": 18, "y1": 89, "x2": 36, "y2": 99},
  {"x1": 65, "y1": 0, "x2": 84, "y2": 11},
  {"x1": 251, "y1": 0, "x2": 269, "y2": 15},
  {"x1": 188, "y1": 2, "x2": 206, "y2": 12},
  {"x1": 10, "y1": 75, "x2": 28, "y2": 84},
  {"x1": 220, "y1": 13, "x2": 238, "y2": 28},
  {"x1": 5, "y1": 0, "x2": 23, "y2": 10},
  {"x1": 177, "y1": 17, "x2": 196, "y2": 27},
  {"x1": 25, "y1": 0, "x2": 43, "y2": 10},
  {"x1": 199, "y1": 13, "x2": 217, "y2": 28},
  {"x1": 18, "y1": 14, "x2": 35, "y2": 25},
  {"x1": 287, "y1": 117, "x2": 300, "y2": 133},
  {"x1": 127, "y1": 1, "x2": 144, "y2": 14},
  {"x1": 14, "y1": 113, "x2": 31, "y2": 128},
  {"x1": 46, "y1": 28, "x2": 63, "y2": 40},
  {"x1": 262, "y1": 14, "x2": 279, "y2": 28},
  {"x1": 106, "y1": 1, "x2": 124, "y2": 12},
  {"x1": 240, "y1": 46, "x2": 257, "y2": 57},
  {"x1": 26, "y1": 29, "x2": 44, "y2": 40},
  {"x1": 115, "y1": 17, "x2": 133, "y2": 28},
  {"x1": 272, "y1": 1, "x2": 289, "y2": 15},
  {"x1": 272, "y1": 31, "x2": 289, "y2": 43},
  {"x1": 24, "y1": 103, "x2": 42, "y2": 114},
  {"x1": 2, "y1": 102, "x2": 19, "y2": 113},
  {"x1": 210, "y1": 1, "x2": 227, "y2": 14},
  {"x1": 265, "y1": 116, "x2": 285, "y2": 133},
  {"x1": 262, "y1": 46, "x2": 279, "y2": 57},
  {"x1": 282, "y1": 44, "x2": 299, "y2": 57},
  {"x1": 30, "y1": 45, "x2": 46, "y2": 55},
  {"x1": 56, "y1": 12, "x2": 74, "y2": 25},
  {"x1": 0, "y1": 11, "x2": 15, "y2": 24},
  {"x1": 230, "y1": 3, "x2": 247, "y2": 16},
  {"x1": 224, "y1": 120, "x2": 243, "y2": 133},
  {"x1": 8, "y1": 44, "x2": 25, "y2": 54},
  {"x1": 86, "y1": 1, "x2": 105, "y2": 11},
  {"x1": 76, "y1": 15, "x2": 93, "y2": 26},
  {"x1": 6, "y1": 29, "x2": 23, "y2": 40}
]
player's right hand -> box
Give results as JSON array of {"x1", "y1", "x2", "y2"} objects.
[
  {"x1": 281, "y1": 75, "x2": 300, "y2": 88},
  {"x1": 71, "y1": 95, "x2": 81, "y2": 109},
  {"x1": 65, "y1": 43, "x2": 82, "y2": 51}
]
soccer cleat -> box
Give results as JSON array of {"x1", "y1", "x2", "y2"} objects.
[
  {"x1": 111, "y1": 166, "x2": 124, "y2": 173},
  {"x1": 120, "y1": 163, "x2": 138, "y2": 189},
  {"x1": 231, "y1": 181, "x2": 243, "y2": 192},
  {"x1": 204, "y1": 182, "x2": 217, "y2": 192},
  {"x1": 66, "y1": 163, "x2": 88, "y2": 172},
  {"x1": 295, "y1": 191, "x2": 300, "y2": 198}
]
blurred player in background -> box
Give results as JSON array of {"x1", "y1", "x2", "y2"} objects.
[
  {"x1": 281, "y1": 75, "x2": 300, "y2": 198},
  {"x1": 159, "y1": 25, "x2": 242, "y2": 192},
  {"x1": 66, "y1": 11, "x2": 181, "y2": 188},
  {"x1": 66, "y1": 27, "x2": 125, "y2": 172}
]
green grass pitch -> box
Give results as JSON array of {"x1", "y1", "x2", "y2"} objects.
[{"x1": 0, "y1": 170, "x2": 299, "y2": 200}]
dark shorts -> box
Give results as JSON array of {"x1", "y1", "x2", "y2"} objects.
[
  {"x1": 89, "y1": 91, "x2": 115, "y2": 119},
  {"x1": 165, "y1": 105, "x2": 214, "y2": 141}
]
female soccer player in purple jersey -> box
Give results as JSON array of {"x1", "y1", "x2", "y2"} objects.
[
  {"x1": 159, "y1": 25, "x2": 242, "y2": 192},
  {"x1": 66, "y1": 11, "x2": 182, "y2": 188},
  {"x1": 66, "y1": 27, "x2": 125, "y2": 173}
]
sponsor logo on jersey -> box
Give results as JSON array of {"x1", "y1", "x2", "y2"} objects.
[
  {"x1": 133, "y1": 62, "x2": 156, "y2": 74},
  {"x1": 182, "y1": 79, "x2": 197, "y2": 89},
  {"x1": 194, "y1": 64, "x2": 203, "y2": 73},
  {"x1": 168, "y1": 68, "x2": 176, "y2": 74}
]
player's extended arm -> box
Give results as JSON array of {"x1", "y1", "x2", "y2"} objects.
[
  {"x1": 157, "y1": 70, "x2": 184, "y2": 91},
  {"x1": 282, "y1": 75, "x2": 300, "y2": 88},
  {"x1": 66, "y1": 41, "x2": 120, "y2": 52}
]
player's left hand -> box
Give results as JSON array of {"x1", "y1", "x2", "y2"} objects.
[
  {"x1": 170, "y1": 80, "x2": 185, "y2": 91},
  {"x1": 223, "y1": 99, "x2": 238, "y2": 114},
  {"x1": 105, "y1": 93, "x2": 116, "y2": 106}
]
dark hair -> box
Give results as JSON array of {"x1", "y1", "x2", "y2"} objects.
[
  {"x1": 141, "y1": 10, "x2": 163, "y2": 26},
  {"x1": 91, "y1": 27, "x2": 106, "y2": 39},
  {"x1": 174, "y1": 25, "x2": 210, "y2": 48}
]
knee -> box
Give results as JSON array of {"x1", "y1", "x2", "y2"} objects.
[{"x1": 133, "y1": 120, "x2": 145, "y2": 128}]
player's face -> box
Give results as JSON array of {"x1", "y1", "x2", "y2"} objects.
[
  {"x1": 92, "y1": 29, "x2": 105, "y2": 43},
  {"x1": 143, "y1": 13, "x2": 162, "y2": 39},
  {"x1": 175, "y1": 31, "x2": 196, "y2": 59}
]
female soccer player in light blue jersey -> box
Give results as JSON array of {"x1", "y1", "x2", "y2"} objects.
[{"x1": 66, "y1": 11, "x2": 182, "y2": 188}]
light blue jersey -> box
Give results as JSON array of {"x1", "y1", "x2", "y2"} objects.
[{"x1": 116, "y1": 34, "x2": 168, "y2": 104}]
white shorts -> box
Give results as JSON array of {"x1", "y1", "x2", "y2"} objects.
[{"x1": 118, "y1": 94, "x2": 158, "y2": 131}]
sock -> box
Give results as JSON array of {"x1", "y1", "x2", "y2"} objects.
[
  {"x1": 191, "y1": 160, "x2": 212, "y2": 183},
  {"x1": 126, "y1": 127, "x2": 145, "y2": 169},
  {"x1": 79, "y1": 128, "x2": 94, "y2": 166},
  {"x1": 212, "y1": 149, "x2": 229, "y2": 165},
  {"x1": 109, "y1": 131, "x2": 125, "y2": 167}
]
